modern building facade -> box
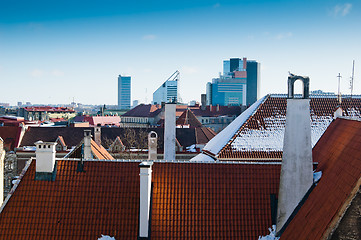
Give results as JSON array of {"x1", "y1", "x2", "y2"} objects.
[
  {"x1": 153, "y1": 71, "x2": 179, "y2": 104},
  {"x1": 118, "y1": 75, "x2": 131, "y2": 109},
  {"x1": 206, "y1": 58, "x2": 260, "y2": 106}
]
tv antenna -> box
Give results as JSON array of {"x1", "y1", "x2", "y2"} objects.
[
  {"x1": 350, "y1": 60, "x2": 355, "y2": 98},
  {"x1": 337, "y1": 73, "x2": 342, "y2": 104}
]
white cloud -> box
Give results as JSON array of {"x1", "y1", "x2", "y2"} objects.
[
  {"x1": 213, "y1": 3, "x2": 220, "y2": 8},
  {"x1": 51, "y1": 70, "x2": 64, "y2": 77},
  {"x1": 181, "y1": 66, "x2": 198, "y2": 74},
  {"x1": 143, "y1": 68, "x2": 152, "y2": 73},
  {"x1": 332, "y1": 3, "x2": 352, "y2": 17},
  {"x1": 143, "y1": 34, "x2": 157, "y2": 40},
  {"x1": 275, "y1": 32, "x2": 293, "y2": 40},
  {"x1": 30, "y1": 69, "x2": 45, "y2": 77}
]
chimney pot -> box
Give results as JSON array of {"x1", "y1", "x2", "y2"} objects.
[
  {"x1": 35, "y1": 141, "x2": 57, "y2": 173},
  {"x1": 148, "y1": 131, "x2": 158, "y2": 160},
  {"x1": 164, "y1": 103, "x2": 176, "y2": 161},
  {"x1": 94, "y1": 126, "x2": 101, "y2": 146},
  {"x1": 276, "y1": 76, "x2": 313, "y2": 234},
  {"x1": 139, "y1": 162, "x2": 153, "y2": 239},
  {"x1": 83, "y1": 130, "x2": 92, "y2": 160}
]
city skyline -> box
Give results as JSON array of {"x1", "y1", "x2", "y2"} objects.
[{"x1": 1, "y1": 0, "x2": 360, "y2": 105}]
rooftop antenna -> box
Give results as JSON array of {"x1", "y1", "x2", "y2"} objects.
[
  {"x1": 350, "y1": 60, "x2": 355, "y2": 98},
  {"x1": 337, "y1": 73, "x2": 342, "y2": 104},
  {"x1": 145, "y1": 88, "x2": 148, "y2": 104}
]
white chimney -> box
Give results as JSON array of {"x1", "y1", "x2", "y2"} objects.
[
  {"x1": 139, "y1": 162, "x2": 153, "y2": 239},
  {"x1": 148, "y1": 131, "x2": 158, "y2": 160},
  {"x1": 35, "y1": 141, "x2": 57, "y2": 173},
  {"x1": 94, "y1": 126, "x2": 101, "y2": 146},
  {"x1": 333, "y1": 107, "x2": 343, "y2": 119},
  {"x1": 0, "y1": 137, "x2": 5, "y2": 206},
  {"x1": 164, "y1": 103, "x2": 176, "y2": 161},
  {"x1": 276, "y1": 75, "x2": 313, "y2": 234},
  {"x1": 83, "y1": 130, "x2": 92, "y2": 160}
]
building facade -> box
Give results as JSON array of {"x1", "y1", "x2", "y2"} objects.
[
  {"x1": 206, "y1": 58, "x2": 260, "y2": 106},
  {"x1": 152, "y1": 71, "x2": 179, "y2": 104},
  {"x1": 118, "y1": 75, "x2": 131, "y2": 109}
]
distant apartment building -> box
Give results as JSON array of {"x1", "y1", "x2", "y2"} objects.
[
  {"x1": 153, "y1": 71, "x2": 179, "y2": 104},
  {"x1": 18, "y1": 106, "x2": 76, "y2": 121},
  {"x1": 118, "y1": 75, "x2": 131, "y2": 110},
  {"x1": 206, "y1": 58, "x2": 260, "y2": 106}
]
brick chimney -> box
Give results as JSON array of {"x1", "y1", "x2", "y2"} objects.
[
  {"x1": 94, "y1": 126, "x2": 101, "y2": 146},
  {"x1": 35, "y1": 141, "x2": 57, "y2": 181},
  {"x1": 138, "y1": 162, "x2": 153, "y2": 239},
  {"x1": 83, "y1": 130, "x2": 92, "y2": 160},
  {"x1": 164, "y1": 103, "x2": 176, "y2": 161},
  {"x1": 276, "y1": 75, "x2": 313, "y2": 235},
  {"x1": 148, "y1": 131, "x2": 157, "y2": 161}
]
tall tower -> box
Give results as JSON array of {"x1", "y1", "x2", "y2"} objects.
[
  {"x1": 118, "y1": 75, "x2": 131, "y2": 109},
  {"x1": 206, "y1": 57, "x2": 260, "y2": 106},
  {"x1": 152, "y1": 71, "x2": 179, "y2": 104}
]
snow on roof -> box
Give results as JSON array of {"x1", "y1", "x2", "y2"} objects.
[
  {"x1": 200, "y1": 95, "x2": 267, "y2": 155},
  {"x1": 98, "y1": 235, "x2": 116, "y2": 240},
  {"x1": 230, "y1": 114, "x2": 333, "y2": 152}
]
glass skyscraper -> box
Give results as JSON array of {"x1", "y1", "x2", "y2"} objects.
[
  {"x1": 152, "y1": 71, "x2": 179, "y2": 104},
  {"x1": 206, "y1": 58, "x2": 260, "y2": 106},
  {"x1": 118, "y1": 75, "x2": 131, "y2": 109}
]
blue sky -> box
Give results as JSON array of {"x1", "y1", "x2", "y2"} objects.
[{"x1": 1, "y1": 0, "x2": 360, "y2": 105}]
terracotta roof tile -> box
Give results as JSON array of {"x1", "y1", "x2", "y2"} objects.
[
  {"x1": 281, "y1": 118, "x2": 361, "y2": 239},
  {"x1": 151, "y1": 162, "x2": 281, "y2": 239},
  {"x1": 0, "y1": 126, "x2": 23, "y2": 150},
  {"x1": 0, "y1": 160, "x2": 281, "y2": 239},
  {"x1": 0, "y1": 160, "x2": 140, "y2": 239},
  {"x1": 176, "y1": 109, "x2": 202, "y2": 128},
  {"x1": 122, "y1": 104, "x2": 162, "y2": 117}
]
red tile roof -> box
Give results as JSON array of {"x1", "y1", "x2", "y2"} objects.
[
  {"x1": 0, "y1": 126, "x2": 23, "y2": 150},
  {"x1": 0, "y1": 160, "x2": 140, "y2": 239},
  {"x1": 151, "y1": 163, "x2": 281, "y2": 239},
  {"x1": 176, "y1": 109, "x2": 202, "y2": 128},
  {"x1": 24, "y1": 106, "x2": 75, "y2": 112},
  {"x1": 73, "y1": 116, "x2": 121, "y2": 127},
  {"x1": 66, "y1": 138, "x2": 114, "y2": 160},
  {"x1": 217, "y1": 95, "x2": 361, "y2": 160},
  {"x1": 0, "y1": 160, "x2": 281, "y2": 239},
  {"x1": 122, "y1": 104, "x2": 162, "y2": 117},
  {"x1": 280, "y1": 118, "x2": 361, "y2": 239}
]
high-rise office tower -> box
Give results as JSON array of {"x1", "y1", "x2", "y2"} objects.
[
  {"x1": 206, "y1": 58, "x2": 260, "y2": 106},
  {"x1": 118, "y1": 75, "x2": 131, "y2": 109},
  {"x1": 153, "y1": 71, "x2": 179, "y2": 104}
]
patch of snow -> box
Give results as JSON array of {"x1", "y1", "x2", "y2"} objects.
[
  {"x1": 190, "y1": 153, "x2": 215, "y2": 162},
  {"x1": 12, "y1": 176, "x2": 20, "y2": 185},
  {"x1": 202, "y1": 95, "x2": 267, "y2": 155},
  {"x1": 23, "y1": 146, "x2": 37, "y2": 151},
  {"x1": 313, "y1": 171, "x2": 322, "y2": 183},
  {"x1": 258, "y1": 225, "x2": 279, "y2": 240},
  {"x1": 186, "y1": 144, "x2": 197, "y2": 152},
  {"x1": 231, "y1": 111, "x2": 333, "y2": 152},
  {"x1": 98, "y1": 235, "x2": 116, "y2": 240}
]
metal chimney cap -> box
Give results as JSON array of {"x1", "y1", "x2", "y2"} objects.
[{"x1": 139, "y1": 162, "x2": 154, "y2": 168}]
